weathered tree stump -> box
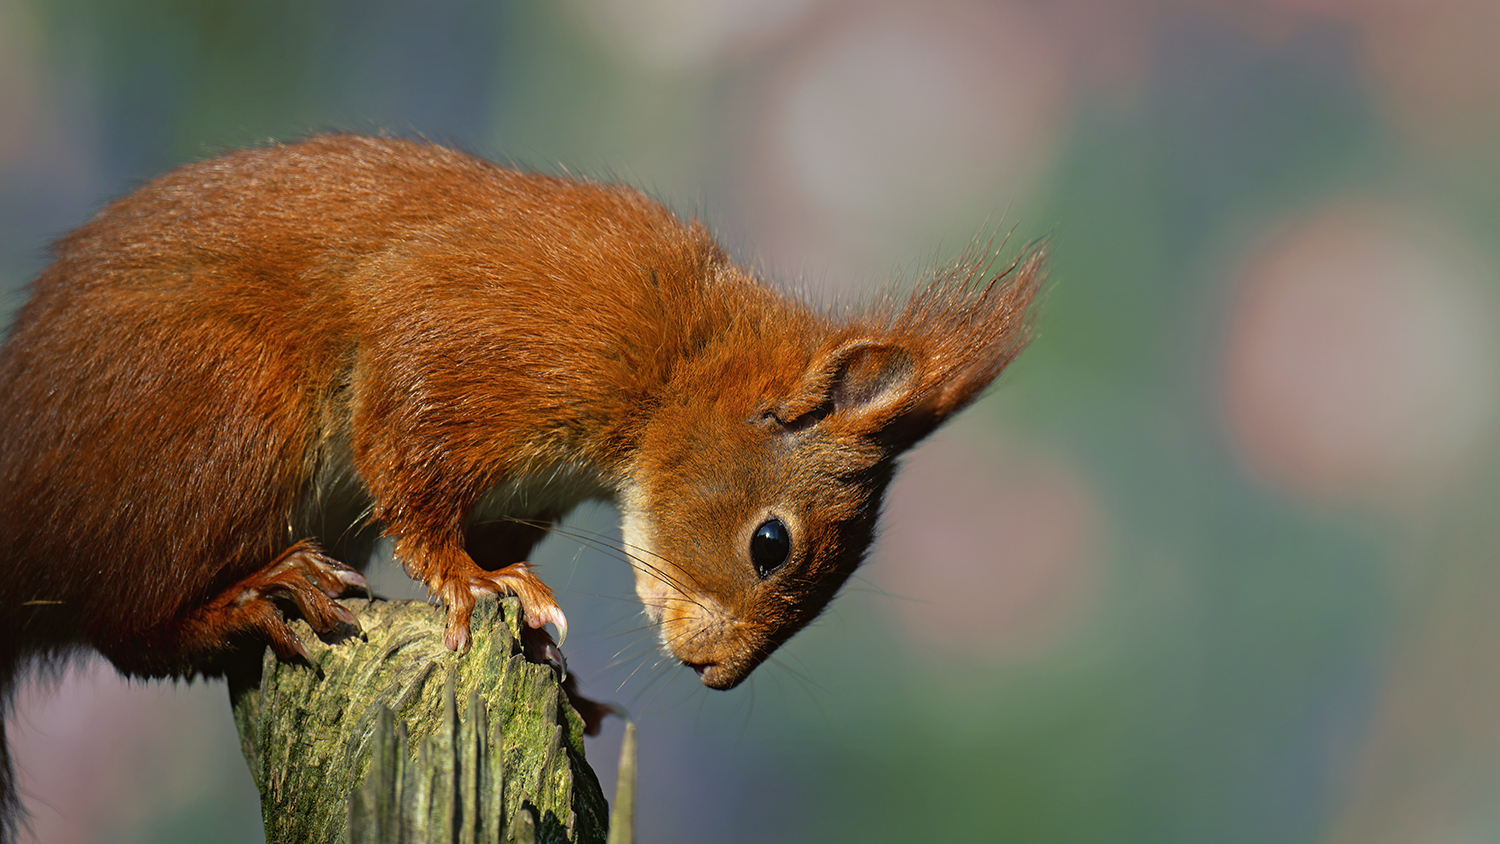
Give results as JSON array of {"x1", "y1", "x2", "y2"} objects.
[{"x1": 227, "y1": 597, "x2": 609, "y2": 844}]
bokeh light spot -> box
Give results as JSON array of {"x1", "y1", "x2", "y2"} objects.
[
  {"x1": 1224, "y1": 201, "x2": 1498, "y2": 501},
  {"x1": 746, "y1": 0, "x2": 1066, "y2": 279}
]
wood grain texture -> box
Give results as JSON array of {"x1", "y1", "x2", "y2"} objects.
[{"x1": 228, "y1": 597, "x2": 606, "y2": 844}]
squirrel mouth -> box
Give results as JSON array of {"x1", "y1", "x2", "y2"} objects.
[{"x1": 684, "y1": 661, "x2": 743, "y2": 690}]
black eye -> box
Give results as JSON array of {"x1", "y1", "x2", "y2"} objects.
[{"x1": 750, "y1": 519, "x2": 791, "y2": 579}]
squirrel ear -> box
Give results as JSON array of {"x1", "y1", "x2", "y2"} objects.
[
  {"x1": 829, "y1": 342, "x2": 918, "y2": 419},
  {"x1": 764, "y1": 341, "x2": 916, "y2": 434},
  {"x1": 765, "y1": 341, "x2": 920, "y2": 437}
]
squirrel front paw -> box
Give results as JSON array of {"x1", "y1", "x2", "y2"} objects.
[{"x1": 437, "y1": 561, "x2": 567, "y2": 654}]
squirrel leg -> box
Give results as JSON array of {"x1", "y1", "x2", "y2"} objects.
[{"x1": 97, "y1": 539, "x2": 368, "y2": 676}]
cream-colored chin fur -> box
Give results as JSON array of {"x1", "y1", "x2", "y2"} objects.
[{"x1": 618, "y1": 503, "x2": 671, "y2": 627}]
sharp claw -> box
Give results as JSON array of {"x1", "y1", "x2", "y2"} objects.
[
  {"x1": 520, "y1": 626, "x2": 568, "y2": 681},
  {"x1": 334, "y1": 568, "x2": 370, "y2": 592},
  {"x1": 328, "y1": 608, "x2": 360, "y2": 641},
  {"x1": 289, "y1": 636, "x2": 314, "y2": 664},
  {"x1": 331, "y1": 602, "x2": 357, "y2": 627},
  {"x1": 540, "y1": 640, "x2": 567, "y2": 682},
  {"x1": 528, "y1": 606, "x2": 567, "y2": 649}
]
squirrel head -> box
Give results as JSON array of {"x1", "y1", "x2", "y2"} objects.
[{"x1": 621, "y1": 246, "x2": 1046, "y2": 689}]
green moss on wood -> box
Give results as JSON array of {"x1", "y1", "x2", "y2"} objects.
[{"x1": 228, "y1": 598, "x2": 607, "y2": 844}]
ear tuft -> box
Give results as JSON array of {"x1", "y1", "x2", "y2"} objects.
[
  {"x1": 767, "y1": 241, "x2": 1045, "y2": 445},
  {"x1": 856, "y1": 240, "x2": 1047, "y2": 450}
]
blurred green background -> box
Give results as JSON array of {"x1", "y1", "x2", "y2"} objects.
[{"x1": 4, "y1": 0, "x2": 1500, "y2": 842}]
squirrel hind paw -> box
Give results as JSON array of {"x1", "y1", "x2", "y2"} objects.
[
  {"x1": 254, "y1": 541, "x2": 367, "y2": 639},
  {"x1": 269, "y1": 539, "x2": 370, "y2": 598}
]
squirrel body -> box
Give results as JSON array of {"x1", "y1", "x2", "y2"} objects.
[{"x1": 0, "y1": 135, "x2": 1042, "y2": 836}]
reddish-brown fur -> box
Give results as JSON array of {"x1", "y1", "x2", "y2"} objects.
[{"x1": 0, "y1": 135, "x2": 1042, "y2": 836}]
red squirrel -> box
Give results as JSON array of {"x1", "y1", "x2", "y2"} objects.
[{"x1": 0, "y1": 134, "x2": 1042, "y2": 834}]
